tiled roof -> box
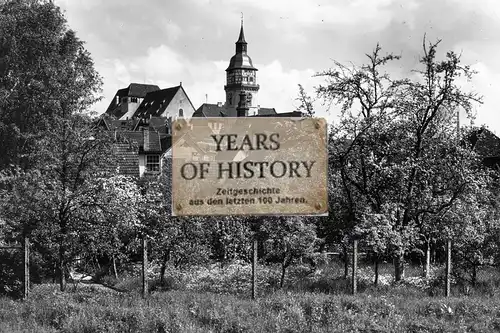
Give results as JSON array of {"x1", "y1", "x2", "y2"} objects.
[
  {"x1": 109, "y1": 119, "x2": 140, "y2": 131},
  {"x1": 134, "y1": 117, "x2": 171, "y2": 134},
  {"x1": 113, "y1": 143, "x2": 140, "y2": 177},
  {"x1": 193, "y1": 104, "x2": 279, "y2": 118},
  {"x1": 104, "y1": 84, "x2": 160, "y2": 118},
  {"x1": 250, "y1": 111, "x2": 301, "y2": 118},
  {"x1": 194, "y1": 104, "x2": 235, "y2": 117},
  {"x1": 134, "y1": 86, "x2": 181, "y2": 118},
  {"x1": 127, "y1": 83, "x2": 161, "y2": 98},
  {"x1": 160, "y1": 134, "x2": 172, "y2": 152},
  {"x1": 470, "y1": 128, "x2": 500, "y2": 158},
  {"x1": 116, "y1": 130, "x2": 165, "y2": 153},
  {"x1": 258, "y1": 108, "x2": 278, "y2": 116}
]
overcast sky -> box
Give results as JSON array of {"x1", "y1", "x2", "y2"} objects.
[{"x1": 55, "y1": 0, "x2": 500, "y2": 134}]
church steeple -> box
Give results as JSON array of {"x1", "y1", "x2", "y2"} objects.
[
  {"x1": 235, "y1": 19, "x2": 247, "y2": 54},
  {"x1": 224, "y1": 17, "x2": 259, "y2": 112}
]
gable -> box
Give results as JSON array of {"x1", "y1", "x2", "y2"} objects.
[{"x1": 132, "y1": 85, "x2": 196, "y2": 119}]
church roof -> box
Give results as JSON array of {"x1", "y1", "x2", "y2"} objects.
[
  {"x1": 226, "y1": 22, "x2": 257, "y2": 71},
  {"x1": 127, "y1": 83, "x2": 161, "y2": 98},
  {"x1": 105, "y1": 83, "x2": 160, "y2": 118},
  {"x1": 237, "y1": 24, "x2": 246, "y2": 44},
  {"x1": 132, "y1": 85, "x2": 196, "y2": 119},
  {"x1": 134, "y1": 86, "x2": 179, "y2": 118},
  {"x1": 227, "y1": 53, "x2": 257, "y2": 71}
]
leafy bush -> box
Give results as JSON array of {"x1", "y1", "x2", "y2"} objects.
[{"x1": 0, "y1": 250, "x2": 23, "y2": 298}]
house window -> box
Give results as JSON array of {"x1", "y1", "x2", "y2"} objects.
[
  {"x1": 131, "y1": 97, "x2": 138, "y2": 103},
  {"x1": 146, "y1": 155, "x2": 160, "y2": 172},
  {"x1": 179, "y1": 108, "x2": 184, "y2": 117},
  {"x1": 122, "y1": 97, "x2": 128, "y2": 103}
]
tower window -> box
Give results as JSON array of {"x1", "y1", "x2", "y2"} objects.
[
  {"x1": 179, "y1": 108, "x2": 184, "y2": 117},
  {"x1": 249, "y1": 77, "x2": 253, "y2": 82}
]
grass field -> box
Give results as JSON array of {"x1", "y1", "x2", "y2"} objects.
[{"x1": 1, "y1": 262, "x2": 500, "y2": 332}]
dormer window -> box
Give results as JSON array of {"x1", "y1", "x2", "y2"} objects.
[{"x1": 146, "y1": 155, "x2": 160, "y2": 172}]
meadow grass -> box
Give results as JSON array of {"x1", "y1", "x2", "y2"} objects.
[
  {"x1": 2, "y1": 262, "x2": 500, "y2": 332},
  {"x1": 1, "y1": 283, "x2": 500, "y2": 333}
]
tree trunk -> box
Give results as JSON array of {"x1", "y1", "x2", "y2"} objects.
[
  {"x1": 95, "y1": 256, "x2": 101, "y2": 270},
  {"x1": 142, "y1": 236, "x2": 148, "y2": 298},
  {"x1": 112, "y1": 255, "x2": 118, "y2": 280},
  {"x1": 343, "y1": 246, "x2": 349, "y2": 279},
  {"x1": 374, "y1": 256, "x2": 379, "y2": 286},
  {"x1": 472, "y1": 263, "x2": 477, "y2": 287},
  {"x1": 445, "y1": 239, "x2": 451, "y2": 297},
  {"x1": 424, "y1": 240, "x2": 431, "y2": 278},
  {"x1": 252, "y1": 239, "x2": 257, "y2": 299},
  {"x1": 23, "y1": 237, "x2": 29, "y2": 300},
  {"x1": 59, "y1": 245, "x2": 66, "y2": 292},
  {"x1": 394, "y1": 253, "x2": 405, "y2": 282},
  {"x1": 352, "y1": 239, "x2": 358, "y2": 295},
  {"x1": 159, "y1": 250, "x2": 170, "y2": 283},
  {"x1": 280, "y1": 259, "x2": 287, "y2": 289}
]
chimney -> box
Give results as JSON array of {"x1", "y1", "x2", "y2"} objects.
[
  {"x1": 237, "y1": 91, "x2": 248, "y2": 117},
  {"x1": 217, "y1": 102, "x2": 223, "y2": 107}
]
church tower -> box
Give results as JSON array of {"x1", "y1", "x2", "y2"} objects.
[{"x1": 224, "y1": 19, "x2": 260, "y2": 115}]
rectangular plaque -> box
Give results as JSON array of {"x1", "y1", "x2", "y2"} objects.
[{"x1": 172, "y1": 117, "x2": 328, "y2": 216}]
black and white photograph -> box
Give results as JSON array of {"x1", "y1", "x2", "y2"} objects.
[{"x1": 1, "y1": 0, "x2": 500, "y2": 332}]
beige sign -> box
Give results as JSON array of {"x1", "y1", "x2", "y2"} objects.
[{"x1": 171, "y1": 117, "x2": 328, "y2": 216}]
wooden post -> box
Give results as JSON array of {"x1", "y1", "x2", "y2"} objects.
[
  {"x1": 374, "y1": 256, "x2": 379, "y2": 286},
  {"x1": 352, "y1": 239, "x2": 358, "y2": 295},
  {"x1": 251, "y1": 239, "x2": 257, "y2": 300},
  {"x1": 424, "y1": 240, "x2": 431, "y2": 278},
  {"x1": 23, "y1": 237, "x2": 29, "y2": 300},
  {"x1": 142, "y1": 236, "x2": 148, "y2": 298},
  {"x1": 446, "y1": 239, "x2": 452, "y2": 296}
]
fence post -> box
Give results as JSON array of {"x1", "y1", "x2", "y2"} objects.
[
  {"x1": 23, "y1": 237, "x2": 29, "y2": 300},
  {"x1": 142, "y1": 236, "x2": 148, "y2": 298},
  {"x1": 252, "y1": 238, "x2": 257, "y2": 300},
  {"x1": 352, "y1": 239, "x2": 358, "y2": 295},
  {"x1": 445, "y1": 239, "x2": 451, "y2": 297}
]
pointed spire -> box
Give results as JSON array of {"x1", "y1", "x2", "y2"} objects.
[
  {"x1": 238, "y1": 13, "x2": 246, "y2": 43},
  {"x1": 235, "y1": 14, "x2": 247, "y2": 54}
]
